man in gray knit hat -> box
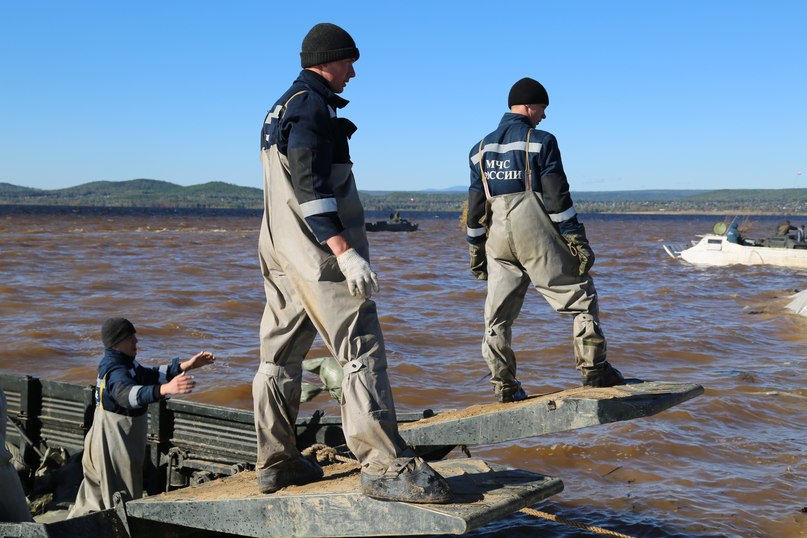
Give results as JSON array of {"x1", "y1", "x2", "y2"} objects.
[{"x1": 253, "y1": 23, "x2": 451, "y2": 503}]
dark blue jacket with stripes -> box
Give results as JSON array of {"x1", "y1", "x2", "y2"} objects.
[
  {"x1": 261, "y1": 69, "x2": 356, "y2": 243},
  {"x1": 466, "y1": 113, "x2": 582, "y2": 245},
  {"x1": 95, "y1": 349, "x2": 182, "y2": 417}
]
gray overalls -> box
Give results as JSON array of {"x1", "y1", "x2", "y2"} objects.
[
  {"x1": 253, "y1": 104, "x2": 411, "y2": 476},
  {"x1": 478, "y1": 135, "x2": 608, "y2": 394}
]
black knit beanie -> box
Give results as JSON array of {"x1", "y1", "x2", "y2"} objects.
[
  {"x1": 508, "y1": 77, "x2": 549, "y2": 107},
  {"x1": 101, "y1": 317, "x2": 136, "y2": 348},
  {"x1": 300, "y1": 23, "x2": 360, "y2": 68}
]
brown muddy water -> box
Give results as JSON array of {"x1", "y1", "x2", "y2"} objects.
[{"x1": 0, "y1": 206, "x2": 805, "y2": 537}]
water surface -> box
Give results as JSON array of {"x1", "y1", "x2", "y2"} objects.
[{"x1": 1, "y1": 207, "x2": 805, "y2": 537}]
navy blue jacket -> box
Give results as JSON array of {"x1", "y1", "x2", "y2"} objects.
[
  {"x1": 466, "y1": 113, "x2": 581, "y2": 245},
  {"x1": 95, "y1": 349, "x2": 181, "y2": 417},
  {"x1": 261, "y1": 70, "x2": 356, "y2": 243}
]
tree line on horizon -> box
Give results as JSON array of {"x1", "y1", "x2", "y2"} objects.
[{"x1": 1, "y1": 179, "x2": 806, "y2": 215}]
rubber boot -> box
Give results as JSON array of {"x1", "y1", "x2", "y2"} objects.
[
  {"x1": 497, "y1": 386, "x2": 528, "y2": 403},
  {"x1": 361, "y1": 457, "x2": 453, "y2": 504},
  {"x1": 257, "y1": 455, "x2": 323, "y2": 494},
  {"x1": 582, "y1": 364, "x2": 626, "y2": 387}
]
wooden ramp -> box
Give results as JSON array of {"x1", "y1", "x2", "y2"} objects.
[
  {"x1": 399, "y1": 381, "x2": 703, "y2": 446},
  {"x1": 121, "y1": 459, "x2": 563, "y2": 537}
]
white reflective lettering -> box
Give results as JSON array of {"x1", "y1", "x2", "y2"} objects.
[{"x1": 488, "y1": 170, "x2": 523, "y2": 180}]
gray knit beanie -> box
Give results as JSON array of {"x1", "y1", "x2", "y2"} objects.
[{"x1": 300, "y1": 23, "x2": 360, "y2": 68}]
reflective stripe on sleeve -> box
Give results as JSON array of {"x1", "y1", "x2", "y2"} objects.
[
  {"x1": 158, "y1": 365, "x2": 169, "y2": 383},
  {"x1": 548, "y1": 206, "x2": 577, "y2": 223},
  {"x1": 467, "y1": 226, "x2": 487, "y2": 238},
  {"x1": 128, "y1": 386, "x2": 144, "y2": 408},
  {"x1": 300, "y1": 197, "x2": 338, "y2": 218}
]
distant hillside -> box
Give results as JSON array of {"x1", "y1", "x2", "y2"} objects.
[
  {"x1": 573, "y1": 190, "x2": 708, "y2": 202},
  {"x1": 0, "y1": 179, "x2": 262, "y2": 209},
  {"x1": 1, "y1": 180, "x2": 806, "y2": 215}
]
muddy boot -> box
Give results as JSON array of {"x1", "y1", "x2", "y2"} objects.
[
  {"x1": 582, "y1": 364, "x2": 626, "y2": 387},
  {"x1": 361, "y1": 457, "x2": 453, "y2": 504},
  {"x1": 496, "y1": 386, "x2": 528, "y2": 403},
  {"x1": 257, "y1": 455, "x2": 323, "y2": 494}
]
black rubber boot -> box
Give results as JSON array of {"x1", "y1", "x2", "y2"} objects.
[
  {"x1": 497, "y1": 386, "x2": 528, "y2": 403},
  {"x1": 257, "y1": 455, "x2": 323, "y2": 494},
  {"x1": 582, "y1": 364, "x2": 626, "y2": 387},
  {"x1": 361, "y1": 457, "x2": 453, "y2": 504}
]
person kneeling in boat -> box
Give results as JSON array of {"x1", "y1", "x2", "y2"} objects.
[{"x1": 68, "y1": 318, "x2": 215, "y2": 518}]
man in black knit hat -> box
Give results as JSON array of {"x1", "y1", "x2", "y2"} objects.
[
  {"x1": 253, "y1": 23, "x2": 451, "y2": 503},
  {"x1": 69, "y1": 318, "x2": 215, "y2": 517},
  {"x1": 465, "y1": 77, "x2": 630, "y2": 403}
]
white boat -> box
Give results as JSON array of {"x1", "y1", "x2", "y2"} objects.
[
  {"x1": 786, "y1": 289, "x2": 807, "y2": 317},
  {"x1": 664, "y1": 222, "x2": 807, "y2": 268}
]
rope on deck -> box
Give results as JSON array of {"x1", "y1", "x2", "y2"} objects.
[
  {"x1": 302, "y1": 443, "x2": 356, "y2": 464},
  {"x1": 519, "y1": 507, "x2": 636, "y2": 538}
]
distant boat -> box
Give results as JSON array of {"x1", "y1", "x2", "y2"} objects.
[
  {"x1": 663, "y1": 221, "x2": 807, "y2": 268},
  {"x1": 365, "y1": 212, "x2": 419, "y2": 232}
]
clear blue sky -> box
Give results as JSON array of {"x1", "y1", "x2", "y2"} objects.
[{"x1": 2, "y1": 1, "x2": 805, "y2": 192}]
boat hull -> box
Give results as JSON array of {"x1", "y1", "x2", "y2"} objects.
[
  {"x1": 676, "y1": 234, "x2": 807, "y2": 268},
  {"x1": 365, "y1": 221, "x2": 419, "y2": 232}
]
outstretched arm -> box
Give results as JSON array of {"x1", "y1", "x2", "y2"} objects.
[
  {"x1": 180, "y1": 351, "x2": 216, "y2": 372},
  {"x1": 159, "y1": 373, "x2": 197, "y2": 397}
]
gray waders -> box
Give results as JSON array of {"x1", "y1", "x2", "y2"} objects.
[
  {"x1": 68, "y1": 408, "x2": 147, "y2": 517},
  {"x1": 253, "y1": 145, "x2": 410, "y2": 477},
  {"x1": 482, "y1": 191, "x2": 608, "y2": 395},
  {"x1": 1, "y1": 389, "x2": 33, "y2": 522}
]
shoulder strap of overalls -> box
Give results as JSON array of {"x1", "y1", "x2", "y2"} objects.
[
  {"x1": 524, "y1": 129, "x2": 533, "y2": 193},
  {"x1": 280, "y1": 90, "x2": 307, "y2": 118},
  {"x1": 477, "y1": 140, "x2": 492, "y2": 199}
]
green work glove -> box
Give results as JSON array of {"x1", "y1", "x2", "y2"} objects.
[
  {"x1": 469, "y1": 243, "x2": 487, "y2": 280},
  {"x1": 562, "y1": 227, "x2": 596, "y2": 276}
]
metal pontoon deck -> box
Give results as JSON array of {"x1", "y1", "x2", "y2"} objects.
[{"x1": 1, "y1": 375, "x2": 702, "y2": 537}]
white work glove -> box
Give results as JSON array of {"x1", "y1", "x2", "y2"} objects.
[{"x1": 336, "y1": 248, "x2": 379, "y2": 299}]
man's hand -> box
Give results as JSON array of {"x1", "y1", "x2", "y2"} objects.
[
  {"x1": 469, "y1": 243, "x2": 487, "y2": 280},
  {"x1": 181, "y1": 351, "x2": 216, "y2": 372},
  {"x1": 337, "y1": 248, "x2": 379, "y2": 299},
  {"x1": 160, "y1": 372, "x2": 197, "y2": 396},
  {"x1": 562, "y1": 230, "x2": 596, "y2": 276}
]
